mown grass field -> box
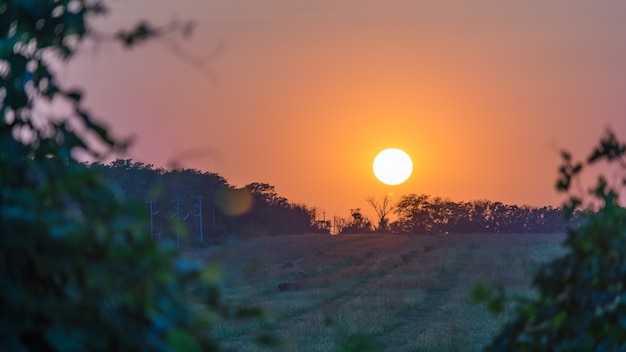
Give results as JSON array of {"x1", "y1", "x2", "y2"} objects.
[{"x1": 188, "y1": 233, "x2": 566, "y2": 351}]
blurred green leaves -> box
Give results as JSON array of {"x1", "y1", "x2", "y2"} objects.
[
  {"x1": 0, "y1": 1, "x2": 244, "y2": 351},
  {"x1": 481, "y1": 129, "x2": 626, "y2": 351},
  {"x1": 472, "y1": 283, "x2": 506, "y2": 315}
]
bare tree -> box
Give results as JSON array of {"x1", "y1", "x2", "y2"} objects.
[{"x1": 366, "y1": 194, "x2": 396, "y2": 233}]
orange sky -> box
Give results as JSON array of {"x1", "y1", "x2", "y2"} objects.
[{"x1": 66, "y1": 0, "x2": 626, "y2": 220}]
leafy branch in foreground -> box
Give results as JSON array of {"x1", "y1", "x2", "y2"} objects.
[
  {"x1": 476, "y1": 130, "x2": 626, "y2": 351},
  {"x1": 1, "y1": 1, "x2": 267, "y2": 350}
]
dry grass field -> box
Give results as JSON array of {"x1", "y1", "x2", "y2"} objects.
[{"x1": 187, "y1": 233, "x2": 566, "y2": 351}]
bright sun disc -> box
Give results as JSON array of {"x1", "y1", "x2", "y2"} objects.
[{"x1": 373, "y1": 148, "x2": 413, "y2": 185}]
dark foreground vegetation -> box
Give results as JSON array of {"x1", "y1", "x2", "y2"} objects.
[{"x1": 1, "y1": 2, "x2": 241, "y2": 351}]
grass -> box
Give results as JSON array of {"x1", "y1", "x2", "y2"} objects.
[{"x1": 187, "y1": 232, "x2": 566, "y2": 351}]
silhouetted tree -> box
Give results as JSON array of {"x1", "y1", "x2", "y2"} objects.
[
  {"x1": 246, "y1": 182, "x2": 288, "y2": 207},
  {"x1": 365, "y1": 194, "x2": 396, "y2": 233},
  {"x1": 339, "y1": 208, "x2": 373, "y2": 234},
  {"x1": 240, "y1": 182, "x2": 319, "y2": 236},
  {"x1": 392, "y1": 194, "x2": 432, "y2": 234}
]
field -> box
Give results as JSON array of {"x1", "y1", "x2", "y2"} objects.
[{"x1": 188, "y1": 233, "x2": 566, "y2": 351}]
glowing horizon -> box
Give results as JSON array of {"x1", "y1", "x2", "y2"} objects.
[{"x1": 66, "y1": 0, "x2": 626, "y2": 220}]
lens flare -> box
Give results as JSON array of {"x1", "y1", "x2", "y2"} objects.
[{"x1": 215, "y1": 187, "x2": 253, "y2": 216}]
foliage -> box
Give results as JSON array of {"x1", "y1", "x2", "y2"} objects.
[
  {"x1": 0, "y1": 1, "x2": 248, "y2": 350},
  {"x1": 90, "y1": 160, "x2": 328, "y2": 241},
  {"x1": 392, "y1": 194, "x2": 569, "y2": 235},
  {"x1": 243, "y1": 182, "x2": 327, "y2": 236},
  {"x1": 477, "y1": 130, "x2": 626, "y2": 351},
  {"x1": 338, "y1": 208, "x2": 374, "y2": 234}
]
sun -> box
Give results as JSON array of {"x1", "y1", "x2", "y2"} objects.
[{"x1": 373, "y1": 148, "x2": 413, "y2": 185}]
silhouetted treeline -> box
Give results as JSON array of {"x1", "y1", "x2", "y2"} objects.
[
  {"x1": 91, "y1": 159, "x2": 577, "y2": 241},
  {"x1": 338, "y1": 195, "x2": 579, "y2": 235},
  {"x1": 89, "y1": 159, "x2": 329, "y2": 246}
]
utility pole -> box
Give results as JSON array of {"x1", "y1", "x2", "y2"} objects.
[
  {"x1": 148, "y1": 200, "x2": 159, "y2": 239},
  {"x1": 176, "y1": 198, "x2": 180, "y2": 247},
  {"x1": 197, "y1": 195, "x2": 203, "y2": 243},
  {"x1": 231, "y1": 195, "x2": 236, "y2": 236},
  {"x1": 148, "y1": 200, "x2": 154, "y2": 238},
  {"x1": 211, "y1": 194, "x2": 216, "y2": 240}
]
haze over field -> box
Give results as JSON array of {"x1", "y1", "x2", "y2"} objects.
[
  {"x1": 66, "y1": 0, "x2": 626, "y2": 217},
  {"x1": 191, "y1": 232, "x2": 567, "y2": 351}
]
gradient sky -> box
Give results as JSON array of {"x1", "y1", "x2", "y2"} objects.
[{"x1": 65, "y1": 0, "x2": 626, "y2": 220}]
